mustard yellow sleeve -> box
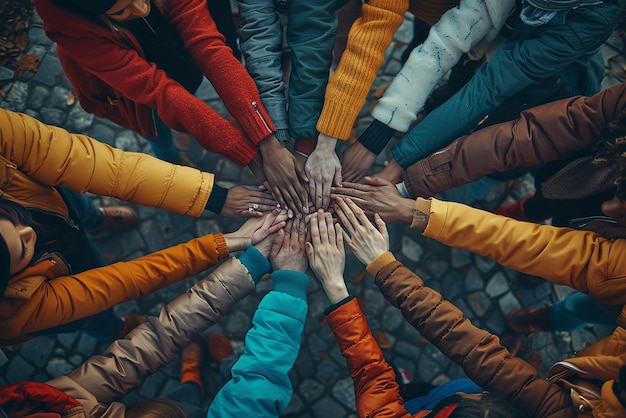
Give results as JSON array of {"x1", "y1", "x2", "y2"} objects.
[
  {"x1": 0, "y1": 109, "x2": 214, "y2": 217},
  {"x1": 423, "y1": 198, "x2": 626, "y2": 307},
  {"x1": 316, "y1": 0, "x2": 408, "y2": 140}
]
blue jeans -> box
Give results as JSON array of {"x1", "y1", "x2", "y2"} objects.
[
  {"x1": 549, "y1": 292, "x2": 616, "y2": 332},
  {"x1": 143, "y1": 111, "x2": 180, "y2": 163},
  {"x1": 33, "y1": 188, "x2": 123, "y2": 341}
]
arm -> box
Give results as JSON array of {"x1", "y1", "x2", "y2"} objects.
[
  {"x1": 315, "y1": 0, "x2": 409, "y2": 141},
  {"x1": 208, "y1": 219, "x2": 309, "y2": 417},
  {"x1": 326, "y1": 298, "x2": 409, "y2": 417},
  {"x1": 49, "y1": 245, "x2": 269, "y2": 406},
  {"x1": 421, "y1": 198, "x2": 626, "y2": 307},
  {"x1": 236, "y1": 0, "x2": 289, "y2": 141},
  {"x1": 0, "y1": 109, "x2": 214, "y2": 217},
  {"x1": 401, "y1": 82, "x2": 626, "y2": 198},
  {"x1": 306, "y1": 209, "x2": 408, "y2": 417},
  {"x1": 370, "y1": 0, "x2": 515, "y2": 133},
  {"x1": 371, "y1": 254, "x2": 575, "y2": 417},
  {"x1": 392, "y1": 5, "x2": 621, "y2": 169}
]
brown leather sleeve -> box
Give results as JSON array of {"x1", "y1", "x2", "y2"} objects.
[
  {"x1": 374, "y1": 260, "x2": 576, "y2": 417},
  {"x1": 402, "y1": 83, "x2": 626, "y2": 199}
]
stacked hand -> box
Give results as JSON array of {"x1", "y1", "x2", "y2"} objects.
[
  {"x1": 305, "y1": 134, "x2": 342, "y2": 211},
  {"x1": 221, "y1": 185, "x2": 278, "y2": 218},
  {"x1": 306, "y1": 209, "x2": 348, "y2": 304},
  {"x1": 270, "y1": 218, "x2": 309, "y2": 273},
  {"x1": 224, "y1": 209, "x2": 289, "y2": 253},
  {"x1": 331, "y1": 176, "x2": 414, "y2": 224},
  {"x1": 334, "y1": 197, "x2": 389, "y2": 266},
  {"x1": 340, "y1": 141, "x2": 376, "y2": 183}
]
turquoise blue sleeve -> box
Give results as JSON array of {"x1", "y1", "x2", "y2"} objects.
[
  {"x1": 238, "y1": 246, "x2": 271, "y2": 284},
  {"x1": 207, "y1": 272, "x2": 309, "y2": 417}
]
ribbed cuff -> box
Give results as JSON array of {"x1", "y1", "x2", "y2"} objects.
[
  {"x1": 358, "y1": 120, "x2": 395, "y2": 155},
  {"x1": 323, "y1": 295, "x2": 354, "y2": 316},
  {"x1": 274, "y1": 128, "x2": 291, "y2": 143},
  {"x1": 271, "y1": 270, "x2": 309, "y2": 300},
  {"x1": 366, "y1": 251, "x2": 396, "y2": 278},
  {"x1": 238, "y1": 246, "x2": 271, "y2": 284},
  {"x1": 205, "y1": 184, "x2": 229, "y2": 214}
]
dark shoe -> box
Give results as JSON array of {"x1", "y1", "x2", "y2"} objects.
[
  {"x1": 496, "y1": 195, "x2": 535, "y2": 222},
  {"x1": 507, "y1": 306, "x2": 552, "y2": 334},
  {"x1": 119, "y1": 315, "x2": 149, "y2": 338},
  {"x1": 181, "y1": 336, "x2": 204, "y2": 394},
  {"x1": 208, "y1": 332, "x2": 233, "y2": 363},
  {"x1": 94, "y1": 206, "x2": 137, "y2": 233}
]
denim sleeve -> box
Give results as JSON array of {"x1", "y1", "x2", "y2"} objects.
[
  {"x1": 237, "y1": 0, "x2": 289, "y2": 140},
  {"x1": 287, "y1": 0, "x2": 338, "y2": 140},
  {"x1": 392, "y1": 4, "x2": 620, "y2": 169}
]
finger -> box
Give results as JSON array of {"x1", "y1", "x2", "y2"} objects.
[
  {"x1": 322, "y1": 177, "x2": 331, "y2": 211},
  {"x1": 243, "y1": 209, "x2": 264, "y2": 218},
  {"x1": 283, "y1": 185, "x2": 301, "y2": 217},
  {"x1": 325, "y1": 211, "x2": 335, "y2": 245},
  {"x1": 317, "y1": 210, "x2": 328, "y2": 245},
  {"x1": 267, "y1": 220, "x2": 287, "y2": 235},
  {"x1": 364, "y1": 176, "x2": 393, "y2": 187},
  {"x1": 309, "y1": 211, "x2": 321, "y2": 247},
  {"x1": 345, "y1": 197, "x2": 369, "y2": 227},
  {"x1": 341, "y1": 228, "x2": 353, "y2": 248},
  {"x1": 314, "y1": 177, "x2": 323, "y2": 212},
  {"x1": 334, "y1": 165, "x2": 343, "y2": 187},
  {"x1": 334, "y1": 198, "x2": 355, "y2": 235},
  {"x1": 271, "y1": 185, "x2": 287, "y2": 210},
  {"x1": 374, "y1": 213, "x2": 388, "y2": 241},
  {"x1": 273, "y1": 209, "x2": 290, "y2": 225},
  {"x1": 262, "y1": 209, "x2": 279, "y2": 229},
  {"x1": 335, "y1": 223, "x2": 344, "y2": 253},
  {"x1": 308, "y1": 178, "x2": 316, "y2": 214},
  {"x1": 305, "y1": 241, "x2": 315, "y2": 262},
  {"x1": 270, "y1": 229, "x2": 285, "y2": 260},
  {"x1": 298, "y1": 162, "x2": 309, "y2": 184},
  {"x1": 296, "y1": 217, "x2": 306, "y2": 246},
  {"x1": 336, "y1": 197, "x2": 361, "y2": 231}
]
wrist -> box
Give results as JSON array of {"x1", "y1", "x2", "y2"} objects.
[
  {"x1": 322, "y1": 280, "x2": 349, "y2": 304},
  {"x1": 259, "y1": 134, "x2": 280, "y2": 152},
  {"x1": 316, "y1": 134, "x2": 338, "y2": 152}
]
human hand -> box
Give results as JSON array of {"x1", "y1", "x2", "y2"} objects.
[
  {"x1": 306, "y1": 209, "x2": 348, "y2": 304},
  {"x1": 260, "y1": 136, "x2": 308, "y2": 216},
  {"x1": 269, "y1": 218, "x2": 309, "y2": 273},
  {"x1": 305, "y1": 134, "x2": 342, "y2": 211},
  {"x1": 374, "y1": 159, "x2": 403, "y2": 184},
  {"x1": 248, "y1": 153, "x2": 267, "y2": 184},
  {"x1": 220, "y1": 185, "x2": 278, "y2": 218},
  {"x1": 224, "y1": 209, "x2": 288, "y2": 253},
  {"x1": 331, "y1": 176, "x2": 414, "y2": 224},
  {"x1": 340, "y1": 141, "x2": 376, "y2": 183},
  {"x1": 334, "y1": 197, "x2": 389, "y2": 266}
]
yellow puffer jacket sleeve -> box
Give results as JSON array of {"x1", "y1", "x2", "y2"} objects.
[
  {"x1": 0, "y1": 109, "x2": 214, "y2": 217},
  {"x1": 422, "y1": 198, "x2": 626, "y2": 309},
  {"x1": 0, "y1": 232, "x2": 229, "y2": 346}
]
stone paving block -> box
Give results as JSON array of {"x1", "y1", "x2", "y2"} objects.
[
  {"x1": 88, "y1": 123, "x2": 117, "y2": 146},
  {"x1": 450, "y1": 247, "x2": 471, "y2": 268},
  {"x1": 312, "y1": 396, "x2": 345, "y2": 418},
  {"x1": 45, "y1": 358, "x2": 74, "y2": 378},
  {"x1": 332, "y1": 377, "x2": 356, "y2": 411},
  {"x1": 18, "y1": 337, "x2": 55, "y2": 369},
  {"x1": 315, "y1": 357, "x2": 342, "y2": 383},
  {"x1": 1, "y1": 80, "x2": 28, "y2": 111},
  {"x1": 299, "y1": 378, "x2": 325, "y2": 403},
  {"x1": 474, "y1": 254, "x2": 496, "y2": 273},
  {"x1": 67, "y1": 104, "x2": 95, "y2": 132},
  {"x1": 400, "y1": 235, "x2": 423, "y2": 262},
  {"x1": 497, "y1": 291, "x2": 522, "y2": 314},
  {"x1": 76, "y1": 333, "x2": 99, "y2": 356},
  {"x1": 38, "y1": 106, "x2": 66, "y2": 126},
  {"x1": 26, "y1": 84, "x2": 49, "y2": 109},
  {"x1": 283, "y1": 393, "x2": 305, "y2": 416},
  {"x1": 464, "y1": 266, "x2": 483, "y2": 292},
  {"x1": 485, "y1": 271, "x2": 509, "y2": 298},
  {"x1": 6, "y1": 354, "x2": 34, "y2": 383},
  {"x1": 466, "y1": 291, "x2": 491, "y2": 317},
  {"x1": 32, "y1": 54, "x2": 63, "y2": 87}
]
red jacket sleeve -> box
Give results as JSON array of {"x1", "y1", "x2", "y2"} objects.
[{"x1": 326, "y1": 298, "x2": 411, "y2": 418}]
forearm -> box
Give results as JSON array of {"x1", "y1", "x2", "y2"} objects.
[
  {"x1": 372, "y1": 256, "x2": 571, "y2": 416},
  {"x1": 287, "y1": 0, "x2": 337, "y2": 140},
  {"x1": 423, "y1": 198, "x2": 626, "y2": 305},
  {"x1": 237, "y1": 0, "x2": 289, "y2": 139},
  {"x1": 372, "y1": 0, "x2": 515, "y2": 132},
  {"x1": 61, "y1": 256, "x2": 256, "y2": 403},
  {"x1": 208, "y1": 272, "x2": 309, "y2": 417},
  {"x1": 316, "y1": 0, "x2": 408, "y2": 140},
  {"x1": 326, "y1": 298, "x2": 406, "y2": 417},
  {"x1": 401, "y1": 85, "x2": 626, "y2": 198}
]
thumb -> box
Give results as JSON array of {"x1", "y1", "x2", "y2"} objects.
[
  {"x1": 334, "y1": 165, "x2": 343, "y2": 187},
  {"x1": 364, "y1": 176, "x2": 392, "y2": 186}
]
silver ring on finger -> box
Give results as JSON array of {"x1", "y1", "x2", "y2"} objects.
[
  {"x1": 252, "y1": 203, "x2": 259, "y2": 210},
  {"x1": 248, "y1": 207, "x2": 256, "y2": 212}
]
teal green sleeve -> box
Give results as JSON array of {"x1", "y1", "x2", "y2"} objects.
[{"x1": 207, "y1": 271, "x2": 309, "y2": 417}]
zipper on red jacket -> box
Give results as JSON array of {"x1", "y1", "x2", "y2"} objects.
[{"x1": 252, "y1": 101, "x2": 272, "y2": 134}]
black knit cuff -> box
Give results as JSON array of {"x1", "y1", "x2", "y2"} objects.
[
  {"x1": 358, "y1": 120, "x2": 396, "y2": 155},
  {"x1": 205, "y1": 184, "x2": 229, "y2": 214},
  {"x1": 323, "y1": 295, "x2": 355, "y2": 316}
]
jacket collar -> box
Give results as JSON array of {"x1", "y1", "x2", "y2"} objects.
[{"x1": 3, "y1": 254, "x2": 69, "y2": 300}]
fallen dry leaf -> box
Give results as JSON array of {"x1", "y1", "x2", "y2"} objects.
[
  {"x1": 66, "y1": 91, "x2": 75, "y2": 106},
  {"x1": 353, "y1": 270, "x2": 366, "y2": 283},
  {"x1": 374, "y1": 331, "x2": 391, "y2": 349}
]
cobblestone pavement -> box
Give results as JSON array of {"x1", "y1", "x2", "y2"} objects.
[{"x1": 1, "y1": 10, "x2": 625, "y2": 417}]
